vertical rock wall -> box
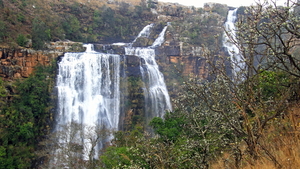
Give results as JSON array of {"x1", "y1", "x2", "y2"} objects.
[
  {"x1": 0, "y1": 41, "x2": 85, "y2": 79},
  {"x1": 0, "y1": 49, "x2": 56, "y2": 78}
]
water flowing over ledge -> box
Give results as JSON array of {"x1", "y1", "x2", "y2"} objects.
[
  {"x1": 223, "y1": 8, "x2": 244, "y2": 75},
  {"x1": 53, "y1": 23, "x2": 172, "y2": 164},
  {"x1": 55, "y1": 46, "x2": 121, "y2": 160},
  {"x1": 125, "y1": 23, "x2": 172, "y2": 119}
]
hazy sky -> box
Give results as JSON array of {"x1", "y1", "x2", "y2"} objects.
[{"x1": 158, "y1": 0, "x2": 287, "y2": 8}]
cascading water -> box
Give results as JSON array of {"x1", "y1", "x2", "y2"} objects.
[
  {"x1": 125, "y1": 24, "x2": 172, "y2": 121},
  {"x1": 53, "y1": 23, "x2": 172, "y2": 166},
  {"x1": 132, "y1": 23, "x2": 154, "y2": 44},
  {"x1": 223, "y1": 8, "x2": 243, "y2": 74},
  {"x1": 151, "y1": 25, "x2": 169, "y2": 47},
  {"x1": 55, "y1": 44, "x2": 121, "y2": 161}
]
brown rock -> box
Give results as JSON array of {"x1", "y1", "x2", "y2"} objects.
[
  {"x1": 170, "y1": 56, "x2": 179, "y2": 63},
  {"x1": 0, "y1": 48, "x2": 61, "y2": 79},
  {"x1": 14, "y1": 73, "x2": 22, "y2": 78},
  {"x1": 2, "y1": 61, "x2": 10, "y2": 66},
  {"x1": 21, "y1": 67, "x2": 34, "y2": 77},
  {"x1": 55, "y1": 46, "x2": 64, "y2": 50},
  {"x1": 15, "y1": 58, "x2": 23, "y2": 66},
  {"x1": 25, "y1": 61, "x2": 32, "y2": 67}
]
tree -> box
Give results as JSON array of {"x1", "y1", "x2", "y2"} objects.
[
  {"x1": 0, "y1": 64, "x2": 56, "y2": 168},
  {"x1": 0, "y1": 21, "x2": 7, "y2": 42},
  {"x1": 32, "y1": 18, "x2": 50, "y2": 50},
  {"x1": 102, "y1": 7, "x2": 115, "y2": 28},
  {"x1": 150, "y1": 112, "x2": 186, "y2": 143},
  {"x1": 38, "y1": 122, "x2": 112, "y2": 169},
  {"x1": 17, "y1": 34, "x2": 27, "y2": 47},
  {"x1": 188, "y1": 0, "x2": 300, "y2": 167},
  {"x1": 63, "y1": 14, "x2": 81, "y2": 41},
  {"x1": 234, "y1": 0, "x2": 300, "y2": 79},
  {"x1": 119, "y1": 2, "x2": 131, "y2": 16}
]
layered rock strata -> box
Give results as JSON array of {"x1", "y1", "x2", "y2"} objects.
[{"x1": 0, "y1": 41, "x2": 84, "y2": 79}]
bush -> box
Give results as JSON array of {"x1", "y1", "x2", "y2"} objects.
[
  {"x1": 17, "y1": 14, "x2": 25, "y2": 23},
  {"x1": 16, "y1": 34, "x2": 27, "y2": 47},
  {"x1": 32, "y1": 18, "x2": 50, "y2": 49},
  {"x1": 0, "y1": 21, "x2": 6, "y2": 41},
  {"x1": 63, "y1": 14, "x2": 82, "y2": 41},
  {"x1": 255, "y1": 70, "x2": 290, "y2": 100},
  {"x1": 150, "y1": 112, "x2": 186, "y2": 142}
]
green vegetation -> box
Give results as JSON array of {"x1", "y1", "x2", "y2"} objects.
[
  {"x1": 31, "y1": 18, "x2": 50, "y2": 49},
  {"x1": 0, "y1": 21, "x2": 6, "y2": 42},
  {"x1": 0, "y1": 0, "x2": 299, "y2": 168},
  {"x1": 0, "y1": 0, "x2": 155, "y2": 49},
  {"x1": 62, "y1": 14, "x2": 81, "y2": 41},
  {"x1": 16, "y1": 34, "x2": 27, "y2": 47},
  {"x1": 255, "y1": 70, "x2": 291, "y2": 100},
  {"x1": 99, "y1": 1, "x2": 300, "y2": 169},
  {"x1": 172, "y1": 12, "x2": 224, "y2": 50},
  {"x1": 100, "y1": 126, "x2": 147, "y2": 168},
  {"x1": 0, "y1": 63, "x2": 56, "y2": 168},
  {"x1": 150, "y1": 112, "x2": 186, "y2": 142}
]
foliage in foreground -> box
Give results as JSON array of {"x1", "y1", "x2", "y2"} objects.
[
  {"x1": 100, "y1": 1, "x2": 300, "y2": 168},
  {"x1": 212, "y1": 104, "x2": 300, "y2": 169},
  {"x1": 98, "y1": 66, "x2": 298, "y2": 169},
  {"x1": 1, "y1": 0, "x2": 299, "y2": 168},
  {"x1": 0, "y1": 63, "x2": 56, "y2": 169},
  {"x1": 38, "y1": 123, "x2": 112, "y2": 169}
]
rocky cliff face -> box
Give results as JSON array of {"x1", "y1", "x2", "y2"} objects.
[
  {"x1": 154, "y1": 2, "x2": 228, "y2": 79},
  {"x1": 156, "y1": 44, "x2": 209, "y2": 79},
  {"x1": 0, "y1": 41, "x2": 84, "y2": 79},
  {"x1": 0, "y1": 0, "x2": 231, "y2": 81},
  {"x1": 0, "y1": 1, "x2": 231, "y2": 125},
  {"x1": 0, "y1": 49, "x2": 52, "y2": 78}
]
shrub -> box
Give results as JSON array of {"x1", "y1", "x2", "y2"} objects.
[
  {"x1": 0, "y1": 21, "x2": 6, "y2": 41},
  {"x1": 32, "y1": 18, "x2": 50, "y2": 49},
  {"x1": 17, "y1": 14, "x2": 25, "y2": 22},
  {"x1": 16, "y1": 34, "x2": 27, "y2": 47}
]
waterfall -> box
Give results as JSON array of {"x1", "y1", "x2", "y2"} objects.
[
  {"x1": 53, "y1": 23, "x2": 172, "y2": 166},
  {"x1": 133, "y1": 23, "x2": 154, "y2": 43},
  {"x1": 223, "y1": 8, "x2": 243, "y2": 74},
  {"x1": 125, "y1": 24, "x2": 172, "y2": 121},
  {"x1": 151, "y1": 25, "x2": 168, "y2": 47},
  {"x1": 55, "y1": 44, "x2": 121, "y2": 161}
]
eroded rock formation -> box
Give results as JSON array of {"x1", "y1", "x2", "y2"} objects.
[
  {"x1": 0, "y1": 41, "x2": 84, "y2": 79},
  {"x1": 0, "y1": 1, "x2": 232, "y2": 97}
]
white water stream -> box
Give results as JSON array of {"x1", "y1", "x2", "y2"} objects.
[
  {"x1": 55, "y1": 44, "x2": 121, "y2": 160},
  {"x1": 53, "y1": 23, "x2": 172, "y2": 165},
  {"x1": 126, "y1": 24, "x2": 172, "y2": 120},
  {"x1": 223, "y1": 8, "x2": 243, "y2": 74}
]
